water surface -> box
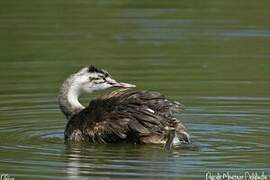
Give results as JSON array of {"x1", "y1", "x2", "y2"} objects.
[{"x1": 0, "y1": 0, "x2": 270, "y2": 179}]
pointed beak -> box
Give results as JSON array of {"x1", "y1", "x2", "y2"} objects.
[
  {"x1": 107, "y1": 78, "x2": 136, "y2": 88},
  {"x1": 113, "y1": 82, "x2": 136, "y2": 88}
]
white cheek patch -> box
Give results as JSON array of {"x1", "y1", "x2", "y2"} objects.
[
  {"x1": 95, "y1": 79, "x2": 105, "y2": 84},
  {"x1": 92, "y1": 82, "x2": 111, "y2": 91},
  {"x1": 97, "y1": 83, "x2": 108, "y2": 89},
  {"x1": 81, "y1": 83, "x2": 94, "y2": 93}
]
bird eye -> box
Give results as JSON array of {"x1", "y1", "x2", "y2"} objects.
[
  {"x1": 89, "y1": 77, "x2": 106, "y2": 84},
  {"x1": 89, "y1": 77, "x2": 100, "y2": 81}
]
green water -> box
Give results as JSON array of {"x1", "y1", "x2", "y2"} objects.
[{"x1": 0, "y1": 1, "x2": 270, "y2": 179}]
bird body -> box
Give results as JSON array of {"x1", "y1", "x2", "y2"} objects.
[{"x1": 58, "y1": 66, "x2": 190, "y2": 148}]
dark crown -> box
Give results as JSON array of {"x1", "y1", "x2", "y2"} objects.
[{"x1": 88, "y1": 65, "x2": 110, "y2": 77}]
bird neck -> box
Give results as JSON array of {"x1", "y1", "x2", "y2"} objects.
[{"x1": 58, "y1": 75, "x2": 85, "y2": 119}]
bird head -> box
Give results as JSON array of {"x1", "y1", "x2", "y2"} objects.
[{"x1": 74, "y1": 65, "x2": 136, "y2": 93}]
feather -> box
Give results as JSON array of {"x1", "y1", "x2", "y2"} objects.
[{"x1": 65, "y1": 89, "x2": 189, "y2": 145}]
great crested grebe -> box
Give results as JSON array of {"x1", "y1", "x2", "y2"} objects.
[{"x1": 58, "y1": 65, "x2": 190, "y2": 149}]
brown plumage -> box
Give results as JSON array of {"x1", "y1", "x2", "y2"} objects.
[{"x1": 64, "y1": 89, "x2": 189, "y2": 145}]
